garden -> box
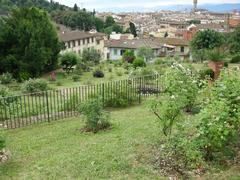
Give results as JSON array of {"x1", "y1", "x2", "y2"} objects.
[{"x1": 1, "y1": 11, "x2": 240, "y2": 178}]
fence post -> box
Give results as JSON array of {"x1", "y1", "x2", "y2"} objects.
[
  {"x1": 45, "y1": 91, "x2": 50, "y2": 123},
  {"x1": 138, "y1": 77, "x2": 141, "y2": 104},
  {"x1": 102, "y1": 83, "x2": 105, "y2": 106}
]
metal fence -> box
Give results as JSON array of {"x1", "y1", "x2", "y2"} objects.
[{"x1": 0, "y1": 74, "x2": 162, "y2": 129}]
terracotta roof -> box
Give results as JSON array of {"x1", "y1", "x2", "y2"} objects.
[
  {"x1": 196, "y1": 23, "x2": 225, "y2": 30},
  {"x1": 59, "y1": 31, "x2": 106, "y2": 42},
  {"x1": 156, "y1": 37, "x2": 189, "y2": 46},
  {"x1": 104, "y1": 39, "x2": 164, "y2": 49}
]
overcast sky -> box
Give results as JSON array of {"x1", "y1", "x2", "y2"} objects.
[{"x1": 52, "y1": 0, "x2": 239, "y2": 10}]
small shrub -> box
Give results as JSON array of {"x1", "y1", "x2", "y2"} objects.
[
  {"x1": 115, "y1": 70, "x2": 123, "y2": 76},
  {"x1": 154, "y1": 58, "x2": 166, "y2": 65},
  {"x1": 72, "y1": 75, "x2": 80, "y2": 82},
  {"x1": 0, "y1": 73, "x2": 13, "y2": 85},
  {"x1": 56, "y1": 81, "x2": 62, "y2": 86},
  {"x1": 21, "y1": 79, "x2": 49, "y2": 94},
  {"x1": 230, "y1": 54, "x2": 240, "y2": 63},
  {"x1": 93, "y1": 69, "x2": 104, "y2": 78},
  {"x1": 78, "y1": 98, "x2": 110, "y2": 133},
  {"x1": 108, "y1": 67, "x2": 112, "y2": 73},
  {"x1": 199, "y1": 68, "x2": 214, "y2": 79},
  {"x1": 0, "y1": 85, "x2": 9, "y2": 98},
  {"x1": 18, "y1": 71, "x2": 30, "y2": 82},
  {"x1": 133, "y1": 57, "x2": 146, "y2": 68},
  {"x1": 0, "y1": 130, "x2": 5, "y2": 150}
]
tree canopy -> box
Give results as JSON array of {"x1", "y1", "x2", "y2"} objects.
[
  {"x1": 227, "y1": 26, "x2": 240, "y2": 54},
  {"x1": 137, "y1": 46, "x2": 154, "y2": 61},
  {"x1": 0, "y1": 7, "x2": 61, "y2": 79}
]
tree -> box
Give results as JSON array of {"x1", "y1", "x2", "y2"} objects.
[
  {"x1": 164, "y1": 32, "x2": 168, "y2": 38},
  {"x1": 105, "y1": 16, "x2": 115, "y2": 28},
  {"x1": 73, "y1": 3, "x2": 78, "y2": 11},
  {"x1": 82, "y1": 48, "x2": 101, "y2": 64},
  {"x1": 129, "y1": 22, "x2": 137, "y2": 37},
  {"x1": 137, "y1": 46, "x2": 154, "y2": 61},
  {"x1": 122, "y1": 50, "x2": 136, "y2": 63},
  {"x1": 59, "y1": 52, "x2": 79, "y2": 74},
  {"x1": 227, "y1": 26, "x2": 240, "y2": 54},
  {"x1": 0, "y1": 7, "x2": 61, "y2": 80},
  {"x1": 190, "y1": 29, "x2": 224, "y2": 61},
  {"x1": 94, "y1": 17, "x2": 104, "y2": 32}
]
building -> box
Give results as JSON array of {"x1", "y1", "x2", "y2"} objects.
[
  {"x1": 59, "y1": 30, "x2": 106, "y2": 57},
  {"x1": 104, "y1": 39, "x2": 164, "y2": 60},
  {"x1": 156, "y1": 37, "x2": 190, "y2": 58}
]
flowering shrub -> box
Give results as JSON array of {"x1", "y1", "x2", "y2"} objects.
[
  {"x1": 162, "y1": 63, "x2": 199, "y2": 112},
  {"x1": 78, "y1": 98, "x2": 110, "y2": 133}
]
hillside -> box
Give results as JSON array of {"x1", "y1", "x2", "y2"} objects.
[{"x1": 0, "y1": 0, "x2": 68, "y2": 15}]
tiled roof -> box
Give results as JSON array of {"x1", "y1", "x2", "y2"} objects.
[
  {"x1": 59, "y1": 31, "x2": 106, "y2": 42},
  {"x1": 104, "y1": 39, "x2": 164, "y2": 49},
  {"x1": 156, "y1": 37, "x2": 189, "y2": 46}
]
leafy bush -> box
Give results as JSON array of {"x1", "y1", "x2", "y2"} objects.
[
  {"x1": 82, "y1": 48, "x2": 101, "y2": 65},
  {"x1": 197, "y1": 69, "x2": 240, "y2": 161},
  {"x1": 0, "y1": 73, "x2": 13, "y2": 85},
  {"x1": 0, "y1": 130, "x2": 5, "y2": 150},
  {"x1": 122, "y1": 50, "x2": 136, "y2": 63},
  {"x1": 104, "y1": 83, "x2": 139, "y2": 108},
  {"x1": 207, "y1": 48, "x2": 225, "y2": 62},
  {"x1": 93, "y1": 69, "x2": 104, "y2": 78},
  {"x1": 78, "y1": 98, "x2": 110, "y2": 133},
  {"x1": 21, "y1": 79, "x2": 49, "y2": 94},
  {"x1": 133, "y1": 57, "x2": 146, "y2": 68},
  {"x1": 162, "y1": 63, "x2": 199, "y2": 112},
  {"x1": 115, "y1": 70, "x2": 123, "y2": 76},
  {"x1": 199, "y1": 68, "x2": 214, "y2": 80},
  {"x1": 230, "y1": 54, "x2": 240, "y2": 63},
  {"x1": 72, "y1": 75, "x2": 80, "y2": 82},
  {"x1": 59, "y1": 52, "x2": 79, "y2": 74}
]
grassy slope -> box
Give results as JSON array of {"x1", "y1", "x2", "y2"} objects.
[
  {"x1": 0, "y1": 104, "x2": 162, "y2": 179},
  {"x1": 1, "y1": 103, "x2": 240, "y2": 179}
]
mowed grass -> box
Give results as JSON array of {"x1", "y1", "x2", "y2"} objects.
[
  {"x1": 0, "y1": 104, "x2": 162, "y2": 179},
  {"x1": 1, "y1": 103, "x2": 240, "y2": 179}
]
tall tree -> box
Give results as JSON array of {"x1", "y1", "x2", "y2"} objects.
[
  {"x1": 73, "y1": 3, "x2": 78, "y2": 11},
  {"x1": 129, "y1": 22, "x2": 137, "y2": 37},
  {"x1": 105, "y1": 16, "x2": 115, "y2": 28},
  {"x1": 0, "y1": 7, "x2": 61, "y2": 79}
]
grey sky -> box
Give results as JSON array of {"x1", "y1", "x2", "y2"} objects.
[{"x1": 52, "y1": 0, "x2": 239, "y2": 10}]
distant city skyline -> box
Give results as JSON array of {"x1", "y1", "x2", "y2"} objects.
[{"x1": 53, "y1": 0, "x2": 240, "y2": 11}]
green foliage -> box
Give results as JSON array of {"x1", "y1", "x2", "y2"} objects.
[
  {"x1": 0, "y1": 72, "x2": 13, "y2": 84},
  {"x1": 82, "y1": 48, "x2": 101, "y2": 65},
  {"x1": 190, "y1": 29, "x2": 224, "y2": 61},
  {"x1": 60, "y1": 52, "x2": 79, "y2": 74},
  {"x1": 199, "y1": 68, "x2": 214, "y2": 80},
  {"x1": 129, "y1": 22, "x2": 137, "y2": 37},
  {"x1": 197, "y1": 69, "x2": 240, "y2": 160},
  {"x1": 103, "y1": 16, "x2": 123, "y2": 35},
  {"x1": 137, "y1": 46, "x2": 154, "y2": 61},
  {"x1": 230, "y1": 54, "x2": 240, "y2": 63},
  {"x1": 72, "y1": 75, "x2": 80, "y2": 82},
  {"x1": 0, "y1": 129, "x2": 5, "y2": 150},
  {"x1": 162, "y1": 63, "x2": 199, "y2": 112},
  {"x1": 0, "y1": 7, "x2": 61, "y2": 79},
  {"x1": 21, "y1": 79, "x2": 49, "y2": 94},
  {"x1": 78, "y1": 98, "x2": 110, "y2": 133},
  {"x1": 227, "y1": 26, "x2": 240, "y2": 54},
  {"x1": 122, "y1": 50, "x2": 136, "y2": 63},
  {"x1": 206, "y1": 48, "x2": 225, "y2": 62},
  {"x1": 93, "y1": 69, "x2": 104, "y2": 78},
  {"x1": 150, "y1": 97, "x2": 182, "y2": 137},
  {"x1": 105, "y1": 16, "x2": 115, "y2": 27},
  {"x1": 133, "y1": 57, "x2": 146, "y2": 68},
  {"x1": 104, "y1": 84, "x2": 138, "y2": 108}
]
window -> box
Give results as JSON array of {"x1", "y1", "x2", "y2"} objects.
[
  {"x1": 180, "y1": 46, "x2": 184, "y2": 53},
  {"x1": 114, "y1": 49, "x2": 118, "y2": 55},
  {"x1": 83, "y1": 39, "x2": 85, "y2": 45},
  {"x1": 92, "y1": 37, "x2": 94, "y2": 43},
  {"x1": 72, "y1": 41, "x2": 75, "y2": 47},
  {"x1": 78, "y1": 40, "x2": 81, "y2": 46},
  {"x1": 67, "y1": 42, "x2": 71, "y2": 48},
  {"x1": 87, "y1": 38, "x2": 90, "y2": 44},
  {"x1": 97, "y1": 40, "x2": 100, "y2": 45},
  {"x1": 120, "y1": 49, "x2": 126, "y2": 55}
]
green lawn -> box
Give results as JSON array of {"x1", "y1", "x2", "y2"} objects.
[{"x1": 1, "y1": 103, "x2": 240, "y2": 179}]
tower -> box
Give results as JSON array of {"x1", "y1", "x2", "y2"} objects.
[{"x1": 193, "y1": 0, "x2": 198, "y2": 12}]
